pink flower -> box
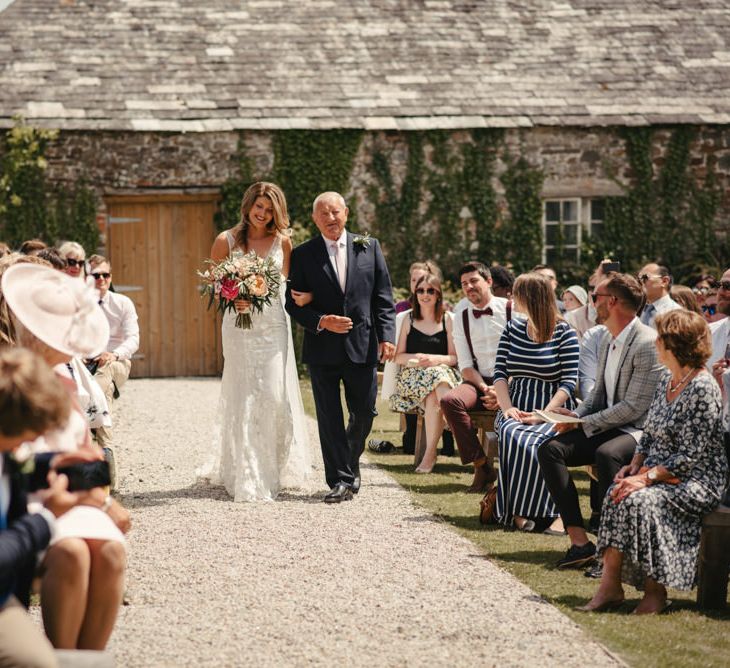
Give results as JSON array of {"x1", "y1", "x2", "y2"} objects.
[
  {"x1": 249, "y1": 274, "x2": 268, "y2": 297},
  {"x1": 220, "y1": 278, "x2": 239, "y2": 301}
]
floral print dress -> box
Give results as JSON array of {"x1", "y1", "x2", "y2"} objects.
[{"x1": 597, "y1": 371, "x2": 728, "y2": 590}]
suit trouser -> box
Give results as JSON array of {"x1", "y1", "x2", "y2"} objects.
[
  {"x1": 94, "y1": 359, "x2": 131, "y2": 448},
  {"x1": 537, "y1": 428, "x2": 637, "y2": 528},
  {"x1": 440, "y1": 381, "x2": 492, "y2": 466},
  {"x1": 0, "y1": 596, "x2": 57, "y2": 668},
  {"x1": 309, "y1": 361, "x2": 377, "y2": 489}
]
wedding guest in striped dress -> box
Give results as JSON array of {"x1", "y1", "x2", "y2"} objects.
[{"x1": 493, "y1": 273, "x2": 580, "y2": 532}]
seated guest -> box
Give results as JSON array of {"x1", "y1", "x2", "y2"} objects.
[
  {"x1": 18, "y1": 238, "x2": 47, "y2": 256},
  {"x1": 441, "y1": 262, "x2": 509, "y2": 492},
  {"x1": 87, "y1": 254, "x2": 140, "y2": 448},
  {"x1": 2, "y1": 264, "x2": 130, "y2": 650},
  {"x1": 692, "y1": 273, "x2": 717, "y2": 308},
  {"x1": 701, "y1": 289, "x2": 725, "y2": 323},
  {"x1": 532, "y1": 264, "x2": 564, "y2": 313},
  {"x1": 0, "y1": 347, "x2": 105, "y2": 667},
  {"x1": 707, "y1": 268, "x2": 730, "y2": 372},
  {"x1": 57, "y1": 241, "x2": 87, "y2": 280},
  {"x1": 389, "y1": 273, "x2": 460, "y2": 472},
  {"x1": 383, "y1": 260, "x2": 453, "y2": 455},
  {"x1": 561, "y1": 285, "x2": 588, "y2": 312},
  {"x1": 489, "y1": 265, "x2": 515, "y2": 299},
  {"x1": 493, "y1": 273, "x2": 579, "y2": 531},
  {"x1": 565, "y1": 259, "x2": 618, "y2": 338},
  {"x1": 670, "y1": 284, "x2": 701, "y2": 314},
  {"x1": 638, "y1": 262, "x2": 681, "y2": 328},
  {"x1": 577, "y1": 310, "x2": 728, "y2": 613},
  {"x1": 538, "y1": 273, "x2": 662, "y2": 570}
]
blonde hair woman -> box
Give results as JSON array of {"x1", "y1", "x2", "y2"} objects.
[
  {"x1": 492, "y1": 273, "x2": 580, "y2": 532},
  {"x1": 199, "y1": 182, "x2": 312, "y2": 501},
  {"x1": 58, "y1": 241, "x2": 87, "y2": 279}
]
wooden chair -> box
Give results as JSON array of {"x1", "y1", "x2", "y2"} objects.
[
  {"x1": 467, "y1": 409, "x2": 499, "y2": 466},
  {"x1": 697, "y1": 503, "x2": 730, "y2": 610}
]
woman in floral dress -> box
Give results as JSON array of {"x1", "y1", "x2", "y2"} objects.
[
  {"x1": 389, "y1": 273, "x2": 460, "y2": 473},
  {"x1": 579, "y1": 310, "x2": 728, "y2": 614}
]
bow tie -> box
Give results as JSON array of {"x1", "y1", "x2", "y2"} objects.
[{"x1": 473, "y1": 307, "x2": 493, "y2": 319}]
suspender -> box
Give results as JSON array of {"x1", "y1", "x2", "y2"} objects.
[{"x1": 462, "y1": 300, "x2": 512, "y2": 376}]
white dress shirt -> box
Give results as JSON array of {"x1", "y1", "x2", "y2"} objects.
[
  {"x1": 604, "y1": 318, "x2": 638, "y2": 407},
  {"x1": 98, "y1": 291, "x2": 140, "y2": 360},
  {"x1": 452, "y1": 296, "x2": 509, "y2": 378},
  {"x1": 642, "y1": 293, "x2": 681, "y2": 329},
  {"x1": 325, "y1": 230, "x2": 348, "y2": 292}
]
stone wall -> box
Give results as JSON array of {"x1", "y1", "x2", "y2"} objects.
[{"x1": 42, "y1": 124, "x2": 730, "y2": 233}]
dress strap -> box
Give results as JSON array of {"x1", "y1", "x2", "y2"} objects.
[{"x1": 225, "y1": 230, "x2": 235, "y2": 252}]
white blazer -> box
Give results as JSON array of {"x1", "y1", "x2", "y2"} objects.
[{"x1": 380, "y1": 309, "x2": 454, "y2": 400}]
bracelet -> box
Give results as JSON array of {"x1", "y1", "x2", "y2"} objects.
[{"x1": 100, "y1": 495, "x2": 113, "y2": 513}]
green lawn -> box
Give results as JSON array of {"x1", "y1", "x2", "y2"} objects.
[{"x1": 300, "y1": 380, "x2": 730, "y2": 667}]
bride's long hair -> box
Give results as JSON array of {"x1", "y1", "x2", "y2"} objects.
[{"x1": 233, "y1": 182, "x2": 290, "y2": 251}]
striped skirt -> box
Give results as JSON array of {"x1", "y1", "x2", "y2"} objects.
[{"x1": 495, "y1": 376, "x2": 573, "y2": 525}]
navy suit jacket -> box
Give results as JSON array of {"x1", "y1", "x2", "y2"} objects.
[
  {"x1": 1, "y1": 453, "x2": 54, "y2": 608},
  {"x1": 285, "y1": 232, "x2": 396, "y2": 366}
]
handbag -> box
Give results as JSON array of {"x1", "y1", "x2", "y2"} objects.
[{"x1": 478, "y1": 486, "x2": 498, "y2": 525}]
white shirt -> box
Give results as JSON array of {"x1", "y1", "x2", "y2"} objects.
[
  {"x1": 452, "y1": 296, "x2": 509, "y2": 378},
  {"x1": 604, "y1": 317, "x2": 638, "y2": 407},
  {"x1": 643, "y1": 293, "x2": 681, "y2": 329},
  {"x1": 324, "y1": 230, "x2": 348, "y2": 292},
  {"x1": 98, "y1": 291, "x2": 140, "y2": 360},
  {"x1": 707, "y1": 317, "x2": 730, "y2": 371},
  {"x1": 0, "y1": 457, "x2": 9, "y2": 526}
]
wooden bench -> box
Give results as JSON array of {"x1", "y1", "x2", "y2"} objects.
[{"x1": 697, "y1": 503, "x2": 730, "y2": 610}]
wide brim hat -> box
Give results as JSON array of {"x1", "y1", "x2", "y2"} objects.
[
  {"x1": 565, "y1": 285, "x2": 588, "y2": 306},
  {"x1": 2, "y1": 263, "x2": 109, "y2": 358}
]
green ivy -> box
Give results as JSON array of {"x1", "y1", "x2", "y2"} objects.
[
  {"x1": 587, "y1": 126, "x2": 723, "y2": 282},
  {"x1": 0, "y1": 118, "x2": 98, "y2": 253}
]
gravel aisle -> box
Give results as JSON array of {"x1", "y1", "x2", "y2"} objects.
[{"x1": 108, "y1": 379, "x2": 620, "y2": 667}]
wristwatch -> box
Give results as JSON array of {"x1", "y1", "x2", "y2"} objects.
[{"x1": 647, "y1": 468, "x2": 659, "y2": 483}]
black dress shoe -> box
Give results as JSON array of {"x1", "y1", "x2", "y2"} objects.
[
  {"x1": 556, "y1": 541, "x2": 596, "y2": 569},
  {"x1": 324, "y1": 483, "x2": 353, "y2": 504},
  {"x1": 352, "y1": 475, "x2": 361, "y2": 494}
]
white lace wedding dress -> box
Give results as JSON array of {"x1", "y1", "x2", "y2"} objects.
[{"x1": 198, "y1": 232, "x2": 314, "y2": 501}]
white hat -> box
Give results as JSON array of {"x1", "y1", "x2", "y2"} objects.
[
  {"x1": 1, "y1": 264, "x2": 110, "y2": 358},
  {"x1": 565, "y1": 285, "x2": 588, "y2": 306}
]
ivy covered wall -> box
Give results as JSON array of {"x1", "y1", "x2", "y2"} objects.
[{"x1": 27, "y1": 123, "x2": 730, "y2": 286}]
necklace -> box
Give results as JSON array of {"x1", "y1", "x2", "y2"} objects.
[{"x1": 668, "y1": 368, "x2": 695, "y2": 393}]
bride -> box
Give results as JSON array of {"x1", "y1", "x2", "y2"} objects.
[{"x1": 199, "y1": 182, "x2": 313, "y2": 501}]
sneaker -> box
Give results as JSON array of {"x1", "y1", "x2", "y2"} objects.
[
  {"x1": 556, "y1": 541, "x2": 596, "y2": 569},
  {"x1": 584, "y1": 560, "x2": 603, "y2": 579}
]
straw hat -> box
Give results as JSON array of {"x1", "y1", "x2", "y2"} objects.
[
  {"x1": 1, "y1": 264, "x2": 109, "y2": 358},
  {"x1": 565, "y1": 285, "x2": 588, "y2": 306}
]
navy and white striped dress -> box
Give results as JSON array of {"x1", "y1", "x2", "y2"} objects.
[{"x1": 493, "y1": 318, "x2": 580, "y2": 525}]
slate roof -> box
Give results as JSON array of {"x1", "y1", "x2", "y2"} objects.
[{"x1": 1, "y1": 0, "x2": 729, "y2": 131}]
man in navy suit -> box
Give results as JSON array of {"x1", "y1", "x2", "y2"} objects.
[{"x1": 286, "y1": 192, "x2": 396, "y2": 503}]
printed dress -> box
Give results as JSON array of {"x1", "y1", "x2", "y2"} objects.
[
  {"x1": 494, "y1": 318, "x2": 580, "y2": 524},
  {"x1": 389, "y1": 314, "x2": 460, "y2": 413},
  {"x1": 598, "y1": 371, "x2": 728, "y2": 590}
]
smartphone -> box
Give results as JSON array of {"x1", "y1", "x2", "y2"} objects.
[
  {"x1": 57, "y1": 461, "x2": 111, "y2": 491},
  {"x1": 601, "y1": 260, "x2": 620, "y2": 274}
]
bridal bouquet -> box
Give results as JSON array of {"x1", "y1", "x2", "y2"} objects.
[{"x1": 198, "y1": 252, "x2": 281, "y2": 329}]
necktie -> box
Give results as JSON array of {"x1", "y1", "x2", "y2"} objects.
[
  {"x1": 473, "y1": 307, "x2": 493, "y2": 319},
  {"x1": 640, "y1": 303, "x2": 655, "y2": 325},
  {"x1": 330, "y1": 242, "x2": 346, "y2": 292}
]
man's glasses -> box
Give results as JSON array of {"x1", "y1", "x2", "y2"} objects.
[
  {"x1": 66, "y1": 258, "x2": 84, "y2": 268},
  {"x1": 719, "y1": 280, "x2": 730, "y2": 291},
  {"x1": 590, "y1": 292, "x2": 613, "y2": 303},
  {"x1": 702, "y1": 304, "x2": 717, "y2": 316},
  {"x1": 638, "y1": 273, "x2": 662, "y2": 283},
  {"x1": 92, "y1": 272, "x2": 111, "y2": 280},
  {"x1": 416, "y1": 287, "x2": 438, "y2": 296}
]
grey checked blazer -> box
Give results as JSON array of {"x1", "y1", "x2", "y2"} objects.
[{"x1": 575, "y1": 319, "x2": 663, "y2": 437}]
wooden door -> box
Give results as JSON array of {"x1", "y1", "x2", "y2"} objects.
[{"x1": 105, "y1": 193, "x2": 222, "y2": 377}]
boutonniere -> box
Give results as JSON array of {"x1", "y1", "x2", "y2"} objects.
[
  {"x1": 11, "y1": 443, "x2": 36, "y2": 475},
  {"x1": 353, "y1": 233, "x2": 371, "y2": 250}
]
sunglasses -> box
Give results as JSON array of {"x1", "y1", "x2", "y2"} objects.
[
  {"x1": 702, "y1": 304, "x2": 717, "y2": 315},
  {"x1": 65, "y1": 258, "x2": 85, "y2": 268},
  {"x1": 719, "y1": 280, "x2": 730, "y2": 291},
  {"x1": 638, "y1": 273, "x2": 662, "y2": 283},
  {"x1": 416, "y1": 287, "x2": 438, "y2": 295},
  {"x1": 590, "y1": 292, "x2": 613, "y2": 303},
  {"x1": 92, "y1": 272, "x2": 111, "y2": 280}
]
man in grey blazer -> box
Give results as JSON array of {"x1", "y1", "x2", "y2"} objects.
[{"x1": 538, "y1": 273, "x2": 663, "y2": 570}]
